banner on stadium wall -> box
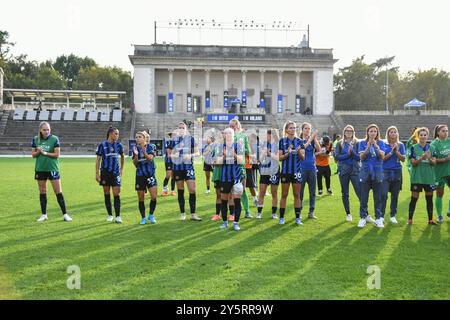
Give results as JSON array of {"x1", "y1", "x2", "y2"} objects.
[
  {"x1": 168, "y1": 92, "x2": 174, "y2": 112},
  {"x1": 223, "y1": 90, "x2": 229, "y2": 109},
  {"x1": 259, "y1": 92, "x2": 265, "y2": 108},
  {"x1": 205, "y1": 91, "x2": 210, "y2": 109},
  {"x1": 187, "y1": 93, "x2": 192, "y2": 112},
  {"x1": 207, "y1": 114, "x2": 265, "y2": 124},
  {"x1": 207, "y1": 114, "x2": 236, "y2": 123},
  {"x1": 295, "y1": 95, "x2": 301, "y2": 113},
  {"x1": 241, "y1": 90, "x2": 247, "y2": 108},
  {"x1": 277, "y1": 94, "x2": 283, "y2": 113}
]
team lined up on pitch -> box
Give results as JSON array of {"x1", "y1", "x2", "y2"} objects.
[{"x1": 31, "y1": 120, "x2": 450, "y2": 230}]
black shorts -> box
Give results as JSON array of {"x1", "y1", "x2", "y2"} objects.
[
  {"x1": 135, "y1": 175, "x2": 157, "y2": 191},
  {"x1": 173, "y1": 169, "x2": 196, "y2": 181},
  {"x1": 35, "y1": 171, "x2": 60, "y2": 181},
  {"x1": 220, "y1": 182, "x2": 234, "y2": 194},
  {"x1": 246, "y1": 169, "x2": 257, "y2": 188},
  {"x1": 260, "y1": 172, "x2": 280, "y2": 185},
  {"x1": 165, "y1": 162, "x2": 173, "y2": 171},
  {"x1": 203, "y1": 163, "x2": 213, "y2": 172},
  {"x1": 280, "y1": 173, "x2": 302, "y2": 184},
  {"x1": 410, "y1": 184, "x2": 436, "y2": 193},
  {"x1": 99, "y1": 171, "x2": 121, "y2": 187}
]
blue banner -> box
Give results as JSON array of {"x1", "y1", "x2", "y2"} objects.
[
  {"x1": 187, "y1": 93, "x2": 192, "y2": 112},
  {"x1": 168, "y1": 92, "x2": 174, "y2": 112},
  {"x1": 295, "y1": 95, "x2": 301, "y2": 113},
  {"x1": 207, "y1": 114, "x2": 236, "y2": 123},
  {"x1": 277, "y1": 94, "x2": 283, "y2": 113},
  {"x1": 259, "y1": 91, "x2": 265, "y2": 108},
  {"x1": 224, "y1": 90, "x2": 229, "y2": 109},
  {"x1": 205, "y1": 90, "x2": 210, "y2": 109},
  {"x1": 241, "y1": 90, "x2": 247, "y2": 108}
]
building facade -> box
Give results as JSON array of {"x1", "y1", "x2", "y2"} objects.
[{"x1": 129, "y1": 44, "x2": 337, "y2": 116}]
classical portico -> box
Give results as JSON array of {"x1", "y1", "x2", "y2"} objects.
[{"x1": 130, "y1": 44, "x2": 336, "y2": 116}]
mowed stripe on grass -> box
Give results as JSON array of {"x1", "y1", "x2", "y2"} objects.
[{"x1": 0, "y1": 158, "x2": 448, "y2": 299}]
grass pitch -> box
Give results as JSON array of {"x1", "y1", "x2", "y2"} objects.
[{"x1": 0, "y1": 158, "x2": 448, "y2": 299}]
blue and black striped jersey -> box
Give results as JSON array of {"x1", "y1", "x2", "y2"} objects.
[
  {"x1": 169, "y1": 135, "x2": 196, "y2": 171},
  {"x1": 220, "y1": 142, "x2": 244, "y2": 183},
  {"x1": 202, "y1": 143, "x2": 215, "y2": 165},
  {"x1": 134, "y1": 144, "x2": 156, "y2": 177},
  {"x1": 260, "y1": 142, "x2": 280, "y2": 175},
  {"x1": 279, "y1": 137, "x2": 302, "y2": 175},
  {"x1": 96, "y1": 141, "x2": 124, "y2": 175},
  {"x1": 163, "y1": 138, "x2": 173, "y2": 164}
]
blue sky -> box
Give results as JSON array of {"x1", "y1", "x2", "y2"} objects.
[{"x1": 2, "y1": 0, "x2": 449, "y2": 74}]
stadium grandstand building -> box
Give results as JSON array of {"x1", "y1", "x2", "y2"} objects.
[{"x1": 0, "y1": 76, "x2": 131, "y2": 154}]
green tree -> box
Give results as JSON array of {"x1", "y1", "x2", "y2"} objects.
[
  {"x1": 334, "y1": 56, "x2": 386, "y2": 110},
  {"x1": 0, "y1": 30, "x2": 15, "y2": 61},
  {"x1": 34, "y1": 63, "x2": 66, "y2": 89},
  {"x1": 73, "y1": 66, "x2": 132, "y2": 106},
  {"x1": 53, "y1": 54, "x2": 96, "y2": 88}
]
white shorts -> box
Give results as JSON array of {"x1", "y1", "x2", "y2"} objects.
[{"x1": 232, "y1": 182, "x2": 244, "y2": 196}]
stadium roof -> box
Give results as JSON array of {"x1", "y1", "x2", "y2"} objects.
[{"x1": 4, "y1": 88, "x2": 126, "y2": 100}]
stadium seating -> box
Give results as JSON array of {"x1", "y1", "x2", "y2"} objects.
[
  {"x1": 100, "y1": 111, "x2": 110, "y2": 121},
  {"x1": 88, "y1": 111, "x2": 98, "y2": 121},
  {"x1": 112, "y1": 109, "x2": 122, "y2": 122},
  {"x1": 76, "y1": 109, "x2": 86, "y2": 121},
  {"x1": 51, "y1": 110, "x2": 62, "y2": 121},
  {"x1": 63, "y1": 109, "x2": 75, "y2": 121},
  {"x1": 25, "y1": 110, "x2": 37, "y2": 120},
  {"x1": 13, "y1": 108, "x2": 25, "y2": 120},
  {"x1": 39, "y1": 111, "x2": 49, "y2": 121},
  {"x1": 0, "y1": 109, "x2": 131, "y2": 154}
]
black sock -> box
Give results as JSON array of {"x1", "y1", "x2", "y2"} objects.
[
  {"x1": 40, "y1": 194, "x2": 47, "y2": 215},
  {"x1": 295, "y1": 207, "x2": 301, "y2": 219},
  {"x1": 426, "y1": 195, "x2": 433, "y2": 221},
  {"x1": 189, "y1": 193, "x2": 196, "y2": 214},
  {"x1": 139, "y1": 201, "x2": 145, "y2": 218},
  {"x1": 149, "y1": 199, "x2": 157, "y2": 215},
  {"x1": 257, "y1": 206, "x2": 263, "y2": 214},
  {"x1": 178, "y1": 189, "x2": 185, "y2": 213},
  {"x1": 207, "y1": 186, "x2": 210, "y2": 191},
  {"x1": 171, "y1": 178, "x2": 176, "y2": 191},
  {"x1": 104, "y1": 194, "x2": 112, "y2": 216},
  {"x1": 272, "y1": 206, "x2": 277, "y2": 215},
  {"x1": 229, "y1": 205, "x2": 235, "y2": 215},
  {"x1": 280, "y1": 208, "x2": 286, "y2": 218},
  {"x1": 56, "y1": 193, "x2": 67, "y2": 215},
  {"x1": 234, "y1": 198, "x2": 242, "y2": 223},
  {"x1": 114, "y1": 195, "x2": 121, "y2": 217},
  {"x1": 221, "y1": 200, "x2": 228, "y2": 222},
  {"x1": 163, "y1": 177, "x2": 169, "y2": 187},
  {"x1": 215, "y1": 203, "x2": 221, "y2": 216},
  {"x1": 409, "y1": 197, "x2": 418, "y2": 220}
]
